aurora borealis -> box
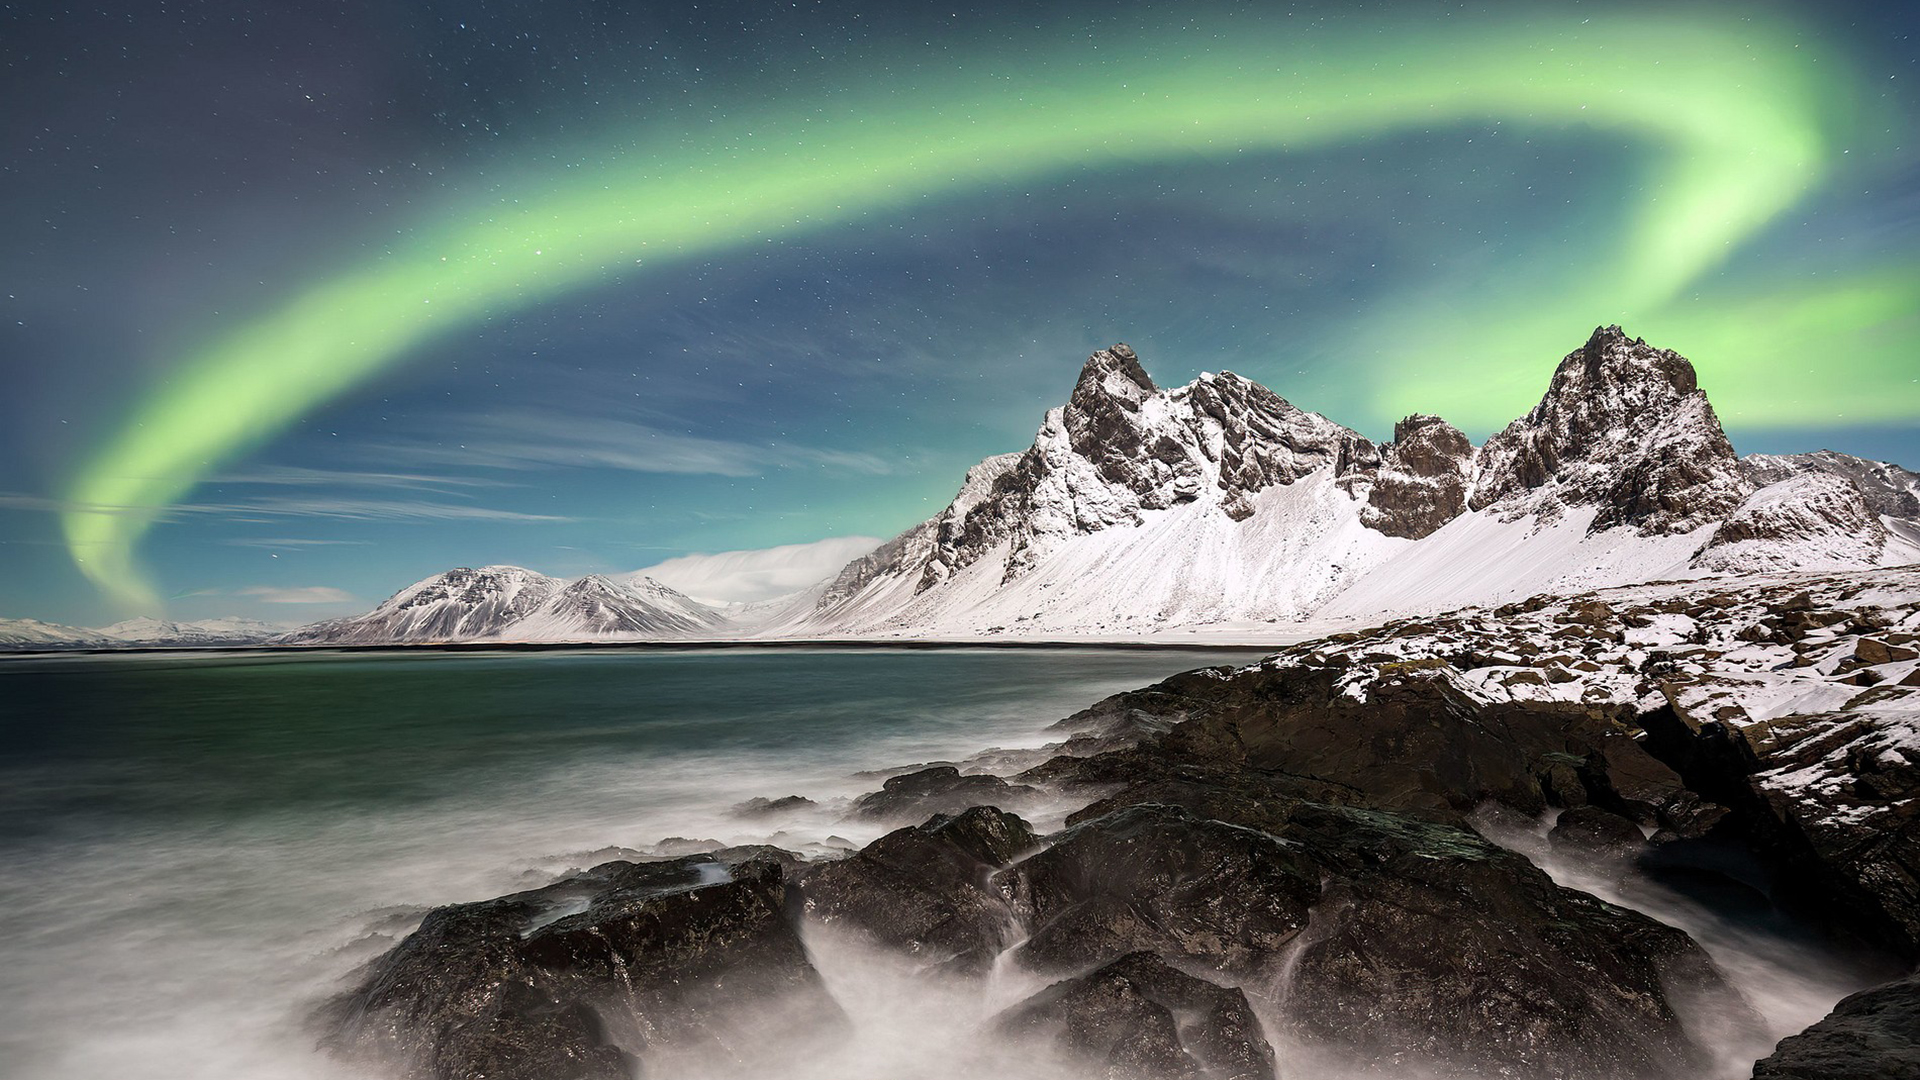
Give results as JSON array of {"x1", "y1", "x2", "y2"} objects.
[{"x1": 4, "y1": 1, "x2": 1919, "y2": 622}]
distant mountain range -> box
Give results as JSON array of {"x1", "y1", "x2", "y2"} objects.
[
  {"x1": 0, "y1": 615, "x2": 288, "y2": 649},
  {"x1": 7, "y1": 326, "x2": 1917, "y2": 648}
]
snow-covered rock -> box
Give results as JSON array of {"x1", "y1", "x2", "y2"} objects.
[
  {"x1": 801, "y1": 345, "x2": 1387, "y2": 635},
  {"x1": 511, "y1": 575, "x2": 726, "y2": 640},
  {"x1": 97, "y1": 615, "x2": 286, "y2": 645},
  {"x1": 1742, "y1": 450, "x2": 1920, "y2": 521},
  {"x1": 629, "y1": 536, "x2": 882, "y2": 605},
  {"x1": 1693, "y1": 474, "x2": 1891, "y2": 574}
]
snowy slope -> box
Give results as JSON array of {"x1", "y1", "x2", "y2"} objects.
[{"x1": 1743, "y1": 450, "x2": 1920, "y2": 520}]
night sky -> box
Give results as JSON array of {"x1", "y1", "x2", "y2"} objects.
[{"x1": 3, "y1": 0, "x2": 1917, "y2": 626}]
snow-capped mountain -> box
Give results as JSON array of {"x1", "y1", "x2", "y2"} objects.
[
  {"x1": 781, "y1": 327, "x2": 1920, "y2": 637},
  {"x1": 0, "y1": 618, "x2": 112, "y2": 648},
  {"x1": 278, "y1": 566, "x2": 723, "y2": 644},
  {"x1": 97, "y1": 616, "x2": 288, "y2": 646},
  {"x1": 0, "y1": 615, "x2": 285, "y2": 649}
]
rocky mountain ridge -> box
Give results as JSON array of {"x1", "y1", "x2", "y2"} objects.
[{"x1": 792, "y1": 326, "x2": 1917, "y2": 636}]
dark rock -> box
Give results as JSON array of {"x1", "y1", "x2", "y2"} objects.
[
  {"x1": 1550, "y1": 805, "x2": 1646, "y2": 855},
  {"x1": 731, "y1": 795, "x2": 817, "y2": 817},
  {"x1": 1638, "y1": 702, "x2": 1920, "y2": 958},
  {"x1": 1754, "y1": 972, "x2": 1920, "y2": 1079},
  {"x1": 1861, "y1": 638, "x2": 1920, "y2": 666},
  {"x1": 798, "y1": 806, "x2": 1036, "y2": 974},
  {"x1": 993, "y1": 951, "x2": 1276, "y2": 1080},
  {"x1": 1281, "y1": 825, "x2": 1745, "y2": 1080},
  {"x1": 319, "y1": 856, "x2": 841, "y2": 1080},
  {"x1": 850, "y1": 765, "x2": 1041, "y2": 823},
  {"x1": 995, "y1": 803, "x2": 1321, "y2": 978},
  {"x1": 1361, "y1": 413, "x2": 1474, "y2": 539},
  {"x1": 1042, "y1": 780, "x2": 1755, "y2": 1080}
]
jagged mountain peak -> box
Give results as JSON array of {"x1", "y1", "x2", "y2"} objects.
[
  {"x1": 1069, "y1": 342, "x2": 1157, "y2": 411},
  {"x1": 1361, "y1": 413, "x2": 1474, "y2": 540},
  {"x1": 1470, "y1": 325, "x2": 1748, "y2": 535},
  {"x1": 891, "y1": 344, "x2": 1376, "y2": 591}
]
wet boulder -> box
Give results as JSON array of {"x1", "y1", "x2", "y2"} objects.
[
  {"x1": 1280, "y1": 823, "x2": 1747, "y2": 1080},
  {"x1": 1549, "y1": 804, "x2": 1647, "y2": 856},
  {"x1": 1026, "y1": 781, "x2": 1757, "y2": 1080},
  {"x1": 731, "y1": 794, "x2": 816, "y2": 817},
  {"x1": 992, "y1": 951, "x2": 1276, "y2": 1080},
  {"x1": 319, "y1": 855, "x2": 841, "y2": 1080},
  {"x1": 797, "y1": 806, "x2": 1036, "y2": 974},
  {"x1": 851, "y1": 765, "x2": 1042, "y2": 823},
  {"x1": 1753, "y1": 972, "x2": 1920, "y2": 1079},
  {"x1": 994, "y1": 803, "x2": 1322, "y2": 978}
]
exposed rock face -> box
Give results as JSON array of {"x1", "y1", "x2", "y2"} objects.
[
  {"x1": 797, "y1": 806, "x2": 1035, "y2": 974},
  {"x1": 992, "y1": 951, "x2": 1277, "y2": 1080},
  {"x1": 1361, "y1": 413, "x2": 1474, "y2": 539},
  {"x1": 319, "y1": 855, "x2": 841, "y2": 1080},
  {"x1": 1470, "y1": 325, "x2": 1751, "y2": 534},
  {"x1": 1753, "y1": 972, "x2": 1920, "y2": 1079},
  {"x1": 1744, "y1": 449, "x2": 1920, "y2": 521},
  {"x1": 1693, "y1": 473, "x2": 1890, "y2": 573},
  {"x1": 1549, "y1": 804, "x2": 1647, "y2": 856}
]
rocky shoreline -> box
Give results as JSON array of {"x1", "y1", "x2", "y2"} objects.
[{"x1": 316, "y1": 565, "x2": 1920, "y2": 1080}]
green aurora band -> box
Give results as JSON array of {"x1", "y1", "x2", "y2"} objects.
[{"x1": 61, "y1": 9, "x2": 1909, "y2": 611}]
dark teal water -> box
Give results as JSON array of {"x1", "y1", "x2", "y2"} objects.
[{"x1": 0, "y1": 646, "x2": 1257, "y2": 1080}]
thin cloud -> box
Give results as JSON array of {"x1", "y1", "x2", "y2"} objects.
[
  {"x1": 210, "y1": 465, "x2": 513, "y2": 491},
  {"x1": 235, "y1": 585, "x2": 358, "y2": 604},
  {"x1": 368, "y1": 410, "x2": 898, "y2": 478},
  {"x1": 222, "y1": 537, "x2": 375, "y2": 548},
  {"x1": 190, "y1": 496, "x2": 575, "y2": 523},
  {"x1": 0, "y1": 490, "x2": 571, "y2": 524}
]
